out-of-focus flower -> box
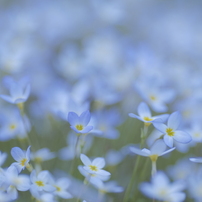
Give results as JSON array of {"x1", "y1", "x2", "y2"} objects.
[
  {"x1": 130, "y1": 140, "x2": 175, "y2": 175},
  {"x1": 153, "y1": 111, "x2": 192, "y2": 147},
  {"x1": 68, "y1": 110, "x2": 93, "y2": 134},
  {"x1": 30, "y1": 170, "x2": 56, "y2": 199},
  {"x1": 4, "y1": 166, "x2": 30, "y2": 200},
  {"x1": 0, "y1": 108, "x2": 29, "y2": 141},
  {"x1": 31, "y1": 148, "x2": 56, "y2": 164},
  {"x1": 93, "y1": 181, "x2": 123, "y2": 193},
  {"x1": 49, "y1": 176, "x2": 72, "y2": 199},
  {"x1": 0, "y1": 151, "x2": 7, "y2": 167},
  {"x1": 135, "y1": 81, "x2": 175, "y2": 113},
  {"x1": 0, "y1": 76, "x2": 30, "y2": 104},
  {"x1": 140, "y1": 171, "x2": 186, "y2": 202}
]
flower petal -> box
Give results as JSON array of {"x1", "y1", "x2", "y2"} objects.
[
  {"x1": 79, "y1": 110, "x2": 91, "y2": 126},
  {"x1": 150, "y1": 140, "x2": 167, "y2": 155},
  {"x1": 160, "y1": 147, "x2": 175, "y2": 156},
  {"x1": 174, "y1": 131, "x2": 192, "y2": 144},
  {"x1": 130, "y1": 147, "x2": 150, "y2": 156},
  {"x1": 128, "y1": 113, "x2": 143, "y2": 122},
  {"x1": 80, "y1": 154, "x2": 91, "y2": 166},
  {"x1": 137, "y1": 102, "x2": 151, "y2": 118},
  {"x1": 97, "y1": 169, "x2": 111, "y2": 176},
  {"x1": 167, "y1": 111, "x2": 181, "y2": 130},
  {"x1": 68, "y1": 112, "x2": 79, "y2": 126},
  {"x1": 11, "y1": 147, "x2": 25, "y2": 162},
  {"x1": 92, "y1": 157, "x2": 105, "y2": 168},
  {"x1": 190, "y1": 157, "x2": 202, "y2": 163},
  {"x1": 38, "y1": 170, "x2": 50, "y2": 183},
  {"x1": 164, "y1": 135, "x2": 174, "y2": 147},
  {"x1": 0, "y1": 95, "x2": 14, "y2": 103},
  {"x1": 153, "y1": 123, "x2": 167, "y2": 133}
]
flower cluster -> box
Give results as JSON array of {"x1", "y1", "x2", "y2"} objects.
[{"x1": 0, "y1": 0, "x2": 201, "y2": 201}]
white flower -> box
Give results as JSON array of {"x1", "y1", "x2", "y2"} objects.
[
  {"x1": 93, "y1": 181, "x2": 123, "y2": 193},
  {"x1": 153, "y1": 111, "x2": 192, "y2": 147},
  {"x1": 31, "y1": 148, "x2": 56, "y2": 163},
  {"x1": 78, "y1": 165, "x2": 110, "y2": 187},
  {"x1": 49, "y1": 176, "x2": 72, "y2": 199},
  {"x1": 0, "y1": 76, "x2": 30, "y2": 104},
  {"x1": 11, "y1": 146, "x2": 31, "y2": 172},
  {"x1": 80, "y1": 154, "x2": 110, "y2": 176},
  {"x1": 129, "y1": 102, "x2": 168, "y2": 126},
  {"x1": 130, "y1": 140, "x2": 175, "y2": 175},
  {"x1": 140, "y1": 171, "x2": 186, "y2": 202},
  {"x1": 4, "y1": 166, "x2": 30, "y2": 200},
  {"x1": 30, "y1": 170, "x2": 56, "y2": 199}
]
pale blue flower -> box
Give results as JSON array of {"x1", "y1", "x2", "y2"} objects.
[
  {"x1": 68, "y1": 110, "x2": 93, "y2": 134},
  {"x1": 140, "y1": 171, "x2": 185, "y2": 202},
  {"x1": 129, "y1": 102, "x2": 168, "y2": 126},
  {"x1": 153, "y1": 111, "x2": 192, "y2": 147},
  {"x1": 0, "y1": 76, "x2": 30, "y2": 104}
]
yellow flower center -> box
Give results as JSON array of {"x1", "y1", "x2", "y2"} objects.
[
  {"x1": 76, "y1": 124, "x2": 84, "y2": 131},
  {"x1": 150, "y1": 95, "x2": 156, "y2": 101},
  {"x1": 143, "y1": 117, "x2": 153, "y2": 121},
  {"x1": 9, "y1": 124, "x2": 16, "y2": 130},
  {"x1": 35, "y1": 181, "x2": 44, "y2": 187},
  {"x1": 55, "y1": 186, "x2": 61, "y2": 192},
  {"x1": 166, "y1": 128, "x2": 175, "y2": 136},
  {"x1": 20, "y1": 158, "x2": 27, "y2": 166},
  {"x1": 89, "y1": 165, "x2": 98, "y2": 171},
  {"x1": 150, "y1": 154, "x2": 158, "y2": 162}
]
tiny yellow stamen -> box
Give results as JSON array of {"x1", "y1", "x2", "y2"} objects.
[
  {"x1": 76, "y1": 125, "x2": 83, "y2": 131},
  {"x1": 20, "y1": 158, "x2": 27, "y2": 166},
  {"x1": 143, "y1": 117, "x2": 153, "y2": 127},
  {"x1": 166, "y1": 128, "x2": 175, "y2": 136},
  {"x1": 55, "y1": 186, "x2": 61, "y2": 192},
  {"x1": 150, "y1": 154, "x2": 158, "y2": 162},
  {"x1": 150, "y1": 95, "x2": 156, "y2": 101},
  {"x1": 89, "y1": 165, "x2": 98, "y2": 171},
  {"x1": 9, "y1": 124, "x2": 16, "y2": 130},
  {"x1": 143, "y1": 117, "x2": 153, "y2": 121},
  {"x1": 35, "y1": 181, "x2": 44, "y2": 187}
]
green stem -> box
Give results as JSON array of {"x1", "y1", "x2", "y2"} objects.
[
  {"x1": 123, "y1": 126, "x2": 148, "y2": 202},
  {"x1": 123, "y1": 155, "x2": 141, "y2": 202},
  {"x1": 69, "y1": 135, "x2": 80, "y2": 175},
  {"x1": 76, "y1": 175, "x2": 90, "y2": 202}
]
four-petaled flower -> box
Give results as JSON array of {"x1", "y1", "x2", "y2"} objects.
[
  {"x1": 80, "y1": 154, "x2": 110, "y2": 176},
  {"x1": 0, "y1": 76, "x2": 30, "y2": 104},
  {"x1": 11, "y1": 146, "x2": 31, "y2": 172},
  {"x1": 129, "y1": 102, "x2": 168, "y2": 126},
  {"x1": 153, "y1": 111, "x2": 192, "y2": 147},
  {"x1": 68, "y1": 110, "x2": 93, "y2": 134},
  {"x1": 140, "y1": 171, "x2": 186, "y2": 202}
]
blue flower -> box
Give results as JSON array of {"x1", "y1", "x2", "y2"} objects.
[{"x1": 67, "y1": 110, "x2": 93, "y2": 134}]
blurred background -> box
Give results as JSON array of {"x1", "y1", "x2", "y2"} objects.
[{"x1": 0, "y1": 0, "x2": 202, "y2": 201}]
